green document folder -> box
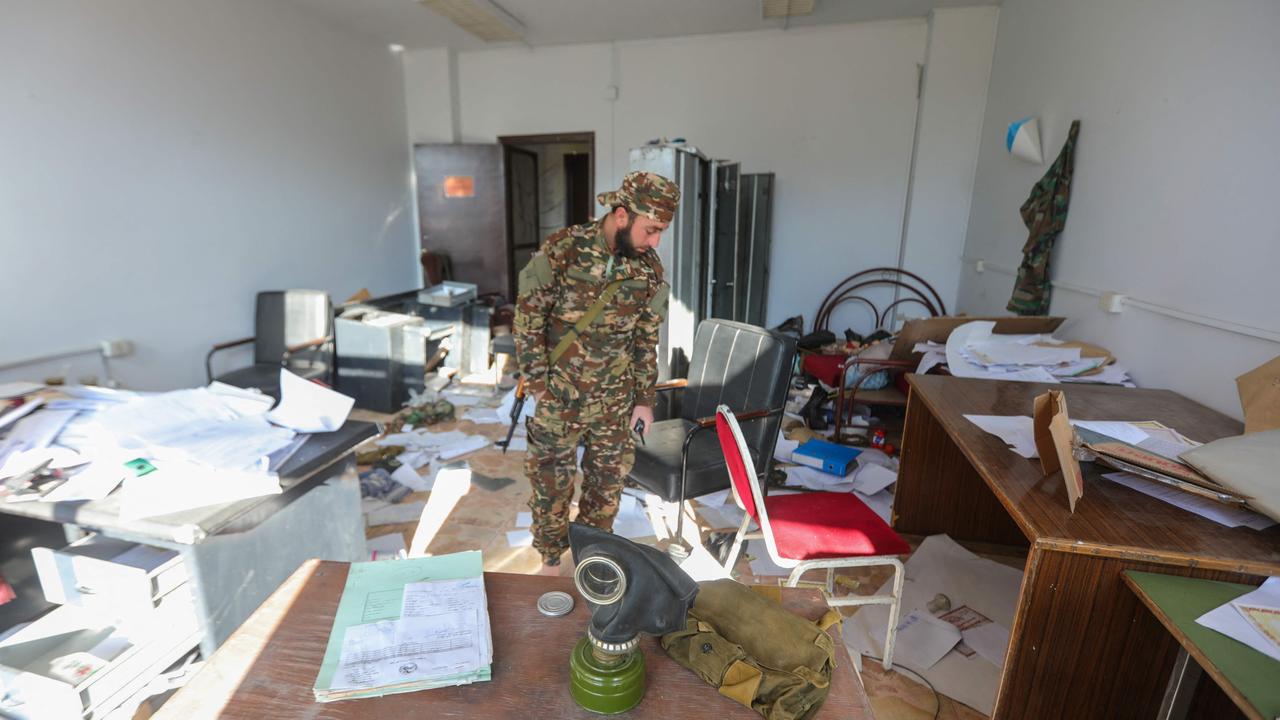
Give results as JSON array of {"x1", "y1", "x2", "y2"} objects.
[{"x1": 313, "y1": 551, "x2": 490, "y2": 702}]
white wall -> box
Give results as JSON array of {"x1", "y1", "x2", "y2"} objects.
[
  {"x1": 405, "y1": 21, "x2": 941, "y2": 330},
  {"x1": 0, "y1": 0, "x2": 417, "y2": 390},
  {"x1": 900, "y1": 7, "x2": 998, "y2": 315},
  {"x1": 956, "y1": 0, "x2": 1280, "y2": 418}
]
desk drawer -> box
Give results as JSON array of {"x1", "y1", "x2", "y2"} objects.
[
  {"x1": 32, "y1": 536, "x2": 188, "y2": 618},
  {"x1": 0, "y1": 585, "x2": 199, "y2": 719}
]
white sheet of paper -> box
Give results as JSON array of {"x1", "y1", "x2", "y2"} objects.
[
  {"x1": 962, "y1": 621, "x2": 1011, "y2": 668},
  {"x1": 916, "y1": 350, "x2": 947, "y2": 376},
  {"x1": 963, "y1": 415, "x2": 1038, "y2": 459},
  {"x1": 1072, "y1": 421, "x2": 1150, "y2": 445},
  {"x1": 696, "y1": 503, "x2": 746, "y2": 530},
  {"x1": 1139, "y1": 437, "x2": 1198, "y2": 461},
  {"x1": 1103, "y1": 472, "x2": 1275, "y2": 530},
  {"x1": 366, "y1": 533, "x2": 407, "y2": 560},
  {"x1": 330, "y1": 613, "x2": 481, "y2": 691},
  {"x1": 365, "y1": 501, "x2": 427, "y2": 527},
  {"x1": 40, "y1": 461, "x2": 126, "y2": 503},
  {"x1": 118, "y1": 460, "x2": 281, "y2": 521},
  {"x1": 462, "y1": 408, "x2": 504, "y2": 425},
  {"x1": 858, "y1": 488, "x2": 894, "y2": 525},
  {"x1": 851, "y1": 464, "x2": 897, "y2": 496},
  {"x1": 678, "y1": 541, "x2": 734, "y2": 582},
  {"x1": 784, "y1": 464, "x2": 854, "y2": 492},
  {"x1": 391, "y1": 464, "x2": 434, "y2": 493},
  {"x1": 969, "y1": 342, "x2": 1081, "y2": 367},
  {"x1": 506, "y1": 529, "x2": 534, "y2": 547},
  {"x1": 515, "y1": 511, "x2": 532, "y2": 528},
  {"x1": 1230, "y1": 577, "x2": 1280, "y2": 656},
  {"x1": 695, "y1": 489, "x2": 732, "y2": 507},
  {"x1": 612, "y1": 493, "x2": 657, "y2": 539},
  {"x1": 438, "y1": 435, "x2": 489, "y2": 461},
  {"x1": 1197, "y1": 577, "x2": 1280, "y2": 662},
  {"x1": 774, "y1": 434, "x2": 800, "y2": 464},
  {"x1": 0, "y1": 408, "x2": 77, "y2": 468},
  {"x1": 0, "y1": 398, "x2": 44, "y2": 431},
  {"x1": 503, "y1": 437, "x2": 528, "y2": 452},
  {"x1": 893, "y1": 610, "x2": 962, "y2": 670},
  {"x1": 403, "y1": 577, "x2": 491, "y2": 665},
  {"x1": 441, "y1": 392, "x2": 485, "y2": 407},
  {"x1": 0, "y1": 382, "x2": 44, "y2": 399},
  {"x1": 266, "y1": 370, "x2": 354, "y2": 433}
]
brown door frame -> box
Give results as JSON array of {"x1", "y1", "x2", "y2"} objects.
[{"x1": 497, "y1": 131, "x2": 595, "y2": 221}]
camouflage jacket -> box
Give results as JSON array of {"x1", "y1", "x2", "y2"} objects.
[{"x1": 513, "y1": 220, "x2": 669, "y2": 418}]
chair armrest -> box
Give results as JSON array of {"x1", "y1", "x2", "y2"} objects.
[
  {"x1": 838, "y1": 356, "x2": 916, "y2": 373},
  {"x1": 654, "y1": 379, "x2": 688, "y2": 392},
  {"x1": 692, "y1": 407, "x2": 782, "y2": 429},
  {"x1": 206, "y1": 337, "x2": 255, "y2": 383},
  {"x1": 281, "y1": 335, "x2": 332, "y2": 360},
  {"x1": 212, "y1": 336, "x2": 255, "y2": 352}
]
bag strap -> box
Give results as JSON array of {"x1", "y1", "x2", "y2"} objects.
[{"x1": 549, "y1": 278, "x2": 626, "y2": 365}]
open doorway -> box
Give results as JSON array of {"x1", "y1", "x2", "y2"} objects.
[{"x1": 498, "y1": 132, "x2": 594, "y2": 300}]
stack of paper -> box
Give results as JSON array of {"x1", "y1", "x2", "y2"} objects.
[
  {"x1": 314, "y1": 550, "x2": 492, "y2": 702},
  {"x1": 943, "y1": 321, "x2": 1132, "y2": 386}
]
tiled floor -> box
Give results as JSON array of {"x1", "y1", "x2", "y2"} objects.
[{"x1": 352, "y1": 405, "x2": 989, "y2": 720}]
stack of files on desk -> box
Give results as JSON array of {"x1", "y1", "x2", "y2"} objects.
[{"x1": 313, "y1": 550, "x2": 492, "y2": 702}]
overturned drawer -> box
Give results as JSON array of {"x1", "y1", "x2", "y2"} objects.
[
  {"x1": 0, "y1": 586, "x2": 199, "y2": 719},
  {"x1": 32, "y1": 536, "x2": 189, "y2": 618}
]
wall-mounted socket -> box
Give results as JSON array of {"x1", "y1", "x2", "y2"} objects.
[
  {"x1": 974, "y1": 259, "x2": 986, "y2": 274},
  {"x1": 100, "y1": 339, "x2": 134, "y2": 358},
  {"x1": 1099, "y1": 292, "x2": 1127, "y2": 314}
]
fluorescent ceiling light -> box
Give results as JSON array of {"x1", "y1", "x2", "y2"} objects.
[
  {"x1": 419, "y1": 0, "x2": 524, "y2": 42},
  {"x1": 762, "y1": 0, "x2": 816, "y2": 19}
]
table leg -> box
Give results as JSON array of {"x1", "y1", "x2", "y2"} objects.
[{"x1": 1157, "y1": 648, "x2": 1202, "y2": 720}]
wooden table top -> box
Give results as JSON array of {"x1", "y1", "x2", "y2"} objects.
[
  {"x1": 156, "y1": 560, "x2": 871, "y2": 719},
  {"x1": 906, "y1": 375, "x2": 1280, "y2": 575}
]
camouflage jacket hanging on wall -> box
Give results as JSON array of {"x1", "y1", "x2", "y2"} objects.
[{"x1": 1008, "y1": 120, "x2": 1081, "y2": 316}]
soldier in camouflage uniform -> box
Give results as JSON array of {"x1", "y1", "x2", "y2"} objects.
[{"x1": 513, "y1": 171, "x2": 679, "y2": 570}]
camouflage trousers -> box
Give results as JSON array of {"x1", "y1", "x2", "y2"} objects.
[{"x1": 525, "y1": 410, "x2": 636, "y2": 565}]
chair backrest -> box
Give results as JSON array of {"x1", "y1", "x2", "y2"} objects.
[
  {"x1": 715, "y1": 405, "x2": 782, "y2": 560},
  {"x1": 254, "y1": 290, "x2": 332, "y2": 364},
  {"x1": 682, "y1": 320, "x2": 796, "y2": 467},
  {"x1": 715, "y1": 405, "x2": 760, "y2": 521}
]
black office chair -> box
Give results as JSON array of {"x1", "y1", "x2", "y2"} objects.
[
  {"x1": 629, "y1": 319, "x2": 797, "y2": 542},
  {"x1": 206, "y1": 290, "x2": 334, "y2": 399}
]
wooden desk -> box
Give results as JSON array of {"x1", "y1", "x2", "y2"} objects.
[
  {"x1": 1124, "y1": 571, "x2": 1278, "y2": 720},
  {"x1": 156, "y1": 560, "x2": 871, "y2": 719},
  {"x1": 895, "y1": 375, "x2": 1280, "y2": 720}
]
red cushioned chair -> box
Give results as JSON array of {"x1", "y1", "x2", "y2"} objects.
[{"x1": 714, "y1": 404, "x2": 908, "y2": 670}]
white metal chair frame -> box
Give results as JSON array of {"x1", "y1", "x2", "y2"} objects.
[{"x1": 715, "y1": 404, "x2": 905, "y2": 670}]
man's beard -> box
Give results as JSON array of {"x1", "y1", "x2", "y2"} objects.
[{"x1": 614, "y1": 218, "x2": 643, "y2": 259}]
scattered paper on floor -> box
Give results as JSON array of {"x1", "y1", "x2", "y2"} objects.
[
  {"x1": 366, "y1": 501, "x2": 427, "y2": 527},
  {"x1": 845, "y1": 534, "x2": 1022, "y2": 717}
]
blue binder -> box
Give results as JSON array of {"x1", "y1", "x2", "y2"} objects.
[{"x1": 791, "y1": 439, "x2": 862, "y2": 477}]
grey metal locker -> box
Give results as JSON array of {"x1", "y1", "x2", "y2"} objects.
[
  {"x1": 708, "y1": 161, "x2": 741, "y2": 321},
  {"x1": 738, "y1": 173, "x2": 774, "y2": 327},
  {"x1": 628, "y1": 145, "x2": 711, "y2": 380}
]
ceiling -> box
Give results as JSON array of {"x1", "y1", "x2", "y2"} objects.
[{"x1": 285, "y1": 0, "x2": 999, "y2": 51}]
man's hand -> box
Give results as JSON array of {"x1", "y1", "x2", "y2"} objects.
[{"x1": 630, "y1": 405, "x2": 654, "y2": 437}]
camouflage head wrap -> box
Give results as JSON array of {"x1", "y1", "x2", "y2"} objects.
[{"x1": 597, "y1": 171, "x2": 680, "y2": 223}]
